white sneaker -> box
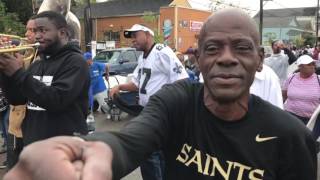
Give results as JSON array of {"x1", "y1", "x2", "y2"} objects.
[
  {"x1": 86, "y1": 114, "x2": 95, "y2": 123},
  {"x1": 86, "y1": 114, "x2": 95, "y2": 132}
]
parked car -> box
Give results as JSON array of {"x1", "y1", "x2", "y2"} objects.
[
  {"x1": 92, "y1": 48, "x2": 140, "y2": 113},
  {"x1": 93, "y1": 48, "x2": 142, "y2": 75}
]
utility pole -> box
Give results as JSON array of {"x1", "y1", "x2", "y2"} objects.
[
  {"x1": 84, "y1": 0, "x2": 92, "y2": 52},
  {"x1": 259, "y1": 0, "x2": 263, "y2": 45},
  {"x1": 316, "y1": 0, "x2": 320, "y2": 46},
  {"x1": 259, "y1": 0, "x2": 272, "y2": 45}
]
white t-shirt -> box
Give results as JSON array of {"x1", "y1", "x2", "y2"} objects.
[
  {"x1": 250, "y1": 64, "x2": 283, "y2": 109},
  {"x1": 264, "y1": 53, "x2": 289, "y2": 87},
  {"x1": 132, "y1": 44, "x2": 189, "y2": 106}
]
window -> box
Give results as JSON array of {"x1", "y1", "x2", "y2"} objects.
[
  {"x1": 94, "y1": 51, "x2": 121, "y2": 63},
  {"x1": 94, "y1": 52, "x2": 107, "y2": 62},
  {"x1": 121, "y1": 51, "x2": 136, "y2": 62},
  {"x1": 108, "y1": 51, "x2": 121, "y2": 63},
  {"x1": 104, "y1": 31, "x2": 120, "y2": 41}
]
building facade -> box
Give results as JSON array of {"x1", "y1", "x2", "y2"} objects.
[
  {"x1": 76, "y1": 0, "x2": 211, "y2": 52},
  {"x1": 160, "y1": 6, "x2": 211, "y2": 52},
  {"x1": 254, "y1": 7, "x2": 316, "y2": 46}
]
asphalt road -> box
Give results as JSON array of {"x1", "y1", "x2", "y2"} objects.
[
  {"x1": 93, "y1": 111, "x2": 142, "y2": 180},
  {"x1": 0, "y1": 111, "x2": 142, "y2": 180}
]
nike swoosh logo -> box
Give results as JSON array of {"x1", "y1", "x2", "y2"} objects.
[{"x1": 255, "y1": 134, "x2": 278, "y2": 142}]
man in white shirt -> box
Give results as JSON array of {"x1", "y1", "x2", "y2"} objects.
[
  {"x1": 249, "y1": 46, "x2": 283, "y2": 109},
  {"x1": 250, "y1": 64, "x2": 283, "y2": 109},
  {"x1": 264, "y1": 40, "x2": 289, "y2": 87},
  {"x1": 110, "y1": 24, "x2": 188, "y2": 180}
]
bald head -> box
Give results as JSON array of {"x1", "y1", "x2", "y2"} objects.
[
  {"x1": 196, "y1": 8, "x2": 263, "y2": 106},
  {"x1": 199, "y1": 9, "x2": 259, "y2": 49}
]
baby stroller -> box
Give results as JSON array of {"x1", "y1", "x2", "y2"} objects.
[{"x1": 105, "y1": 73, "x2": 143, "y2": 121}]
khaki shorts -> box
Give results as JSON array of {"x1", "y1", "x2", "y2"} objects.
[{"x1": 8, "y1": 105, "x2": 26, "y2": 138}]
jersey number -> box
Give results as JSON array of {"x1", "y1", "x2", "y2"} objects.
[{"x1": 139, "y1": 68, "x2": 151, "y2": 94}]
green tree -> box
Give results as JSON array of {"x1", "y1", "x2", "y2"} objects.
[
  {"x1": 2, "y1": 0, "x2": 32, "y2": 24},
  {"x1": 0, "y1": 0, "x2": 25, "y2": 36},
  {"x1": 141, "y1": 11, "x2": 164, "y2": 43},
  {"x1": 303, "y1": 34, "x2": 316, "y2": 47},
  {"x1": 263, "y1": 32, "x2": 277, "y2": 45},
  {"x1": 71, "y1": 0, "x2": 96, "y2": 8},
  {"x1": 293, "y1": 36, "x2": 305, "y2": 48},
  {"x1": 141, "y1": 11, "x2": 157, "y2": 23}
]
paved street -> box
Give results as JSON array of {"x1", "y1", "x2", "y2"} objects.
[
  {"x1": 94, "y1": 111, "x2": 142, "y2": 180},
  {"x1": 0, "y1": 111, "x2": 142, "y2": 180}
]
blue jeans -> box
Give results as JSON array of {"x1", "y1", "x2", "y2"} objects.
[
  {"x1": 7, "y1": 133, "x2": 23, "y2": 169},
  {"x1": 88, "y1": 86, "x2": 94, "y2": 112},
  {"x1": 0, "y1": 108, "x2": 9, "y2": 146},
  {"x1": 140, "y1": 151, "x2": 165, "y2": 180}
]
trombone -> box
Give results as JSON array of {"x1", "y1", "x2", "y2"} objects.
[{"x1": 0, "y1": 34, "x2": 39, "y2": 62}]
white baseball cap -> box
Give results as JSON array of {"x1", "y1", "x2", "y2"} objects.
[
  {"x1": 124, "y1": 24, "x2": 154, "y2": 38},
  {"x1": 297, "y1": 55, "x2": 314, "y2": 66}
]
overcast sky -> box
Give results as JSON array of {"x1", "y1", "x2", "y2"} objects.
[{"x1": 190, "y1": 0, "x2": 317, "y2": 15}]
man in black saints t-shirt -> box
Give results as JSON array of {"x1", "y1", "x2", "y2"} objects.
[{"x1": 4, "y1": 9, "x2": 317, "y2": 180}]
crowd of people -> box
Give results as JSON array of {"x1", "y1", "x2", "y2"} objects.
[{"x1": 0, "y1": 8, "x2": 319, "y2": 180}]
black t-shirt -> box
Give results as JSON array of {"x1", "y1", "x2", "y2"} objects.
[{"x1": 87, "y1": 80, "x2": 317, "y2": 180}]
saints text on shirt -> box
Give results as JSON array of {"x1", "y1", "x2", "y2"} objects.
[{"x1": 176, "y1": 143, "x2": 264, "y2": 180}]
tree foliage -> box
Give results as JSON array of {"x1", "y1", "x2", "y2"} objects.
[
  {"x1": 263, "y1": 32, "x2": 277, "y2": 45},
  {"x1": 141, "y1": 11, "x2": 157, "y2": 23},
  {"x1": 2, "y1": 0, "x2": 33, "y2": 24},
  {"x1": 293, "y1": 36, "x2": 305, "y2": 48},
  {"x1": 71, "y1": 0, "x2": 96, "y2": 8},
  {"x1": 141, "y1": 11, "x2": 164, "y2": 43},
  {"x1": 0, "y1": 0, "x2": 25, "y2": 36},
  {"x1": 303, "y1": 34, "x2": 316, "y2": 47}
]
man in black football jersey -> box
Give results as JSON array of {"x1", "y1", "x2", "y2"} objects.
[{"x1": 4, "y1": 9, "x2": 317, "y2": 180}]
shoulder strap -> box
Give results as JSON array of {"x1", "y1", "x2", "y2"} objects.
[
  {"x1": 317, "y1": 75, "x2": 320, "y2": 86},
  {"x1": 288, "y1": 73, "x2": 296, "y2": 84}
]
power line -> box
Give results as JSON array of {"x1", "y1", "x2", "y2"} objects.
[
  {"x1": 208, "y1": 0, "x2": 257, "y2": 12},
  {"x1": 189, "y1": 0, "x2": 257, "y2": 12},
  {"x1": 266, "y1": 1, "x2": 316, "y2": 17},
  {"x1": 272, "y1": 1, "x2": 309, "y2": 15}
]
